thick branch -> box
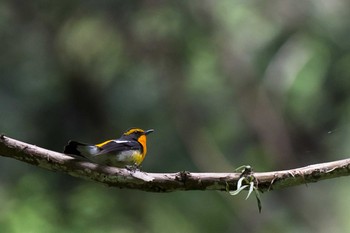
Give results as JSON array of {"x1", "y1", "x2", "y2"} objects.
[{"x1": 1, "y1": 135, "x2": 350, "y2": 193}]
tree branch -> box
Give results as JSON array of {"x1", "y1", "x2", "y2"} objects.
[{"x1": 1, "y1": 135, "x2": 350, "y2": 193}]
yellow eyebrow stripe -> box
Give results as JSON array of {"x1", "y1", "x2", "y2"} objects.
[{"x1": 124, "y1": 128, "x2": 144, "y2": 135}]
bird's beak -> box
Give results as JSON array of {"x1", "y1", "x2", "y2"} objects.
[{"x1": 145, "y1": 129, "x2": 154, "y2": 135}]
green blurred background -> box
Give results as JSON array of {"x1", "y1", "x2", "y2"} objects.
[{"x1": 1, "y1": 0, "x2": 350, "y2": 232}]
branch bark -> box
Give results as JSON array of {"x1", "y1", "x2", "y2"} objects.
[{"x1": 1, "y1": 135, "x2": 350, "y2": 193}]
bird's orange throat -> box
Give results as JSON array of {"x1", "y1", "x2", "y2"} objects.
[{"x1": 138, "y1": 135, "x2": 147, "y2": 157}]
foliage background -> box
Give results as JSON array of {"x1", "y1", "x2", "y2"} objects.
[{"x1": 1, "y1": 1, "x2": 350, "y2": 232}]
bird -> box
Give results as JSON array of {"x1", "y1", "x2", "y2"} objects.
[{"x1": 63, "y1": 128, "x2": 154, "y2": 168}]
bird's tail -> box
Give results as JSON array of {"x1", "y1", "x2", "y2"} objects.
[{"x1": 64, "y1": 141, "x2": 87, "y2": 157}]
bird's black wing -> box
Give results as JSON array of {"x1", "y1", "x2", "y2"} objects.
[{"x1": 96, "y1": 140, "x2": 141, "y2": 155}]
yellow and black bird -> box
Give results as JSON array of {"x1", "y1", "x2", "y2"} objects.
[{"x1": 64, "y1": 128, "x2": 154, "y2": 168}]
